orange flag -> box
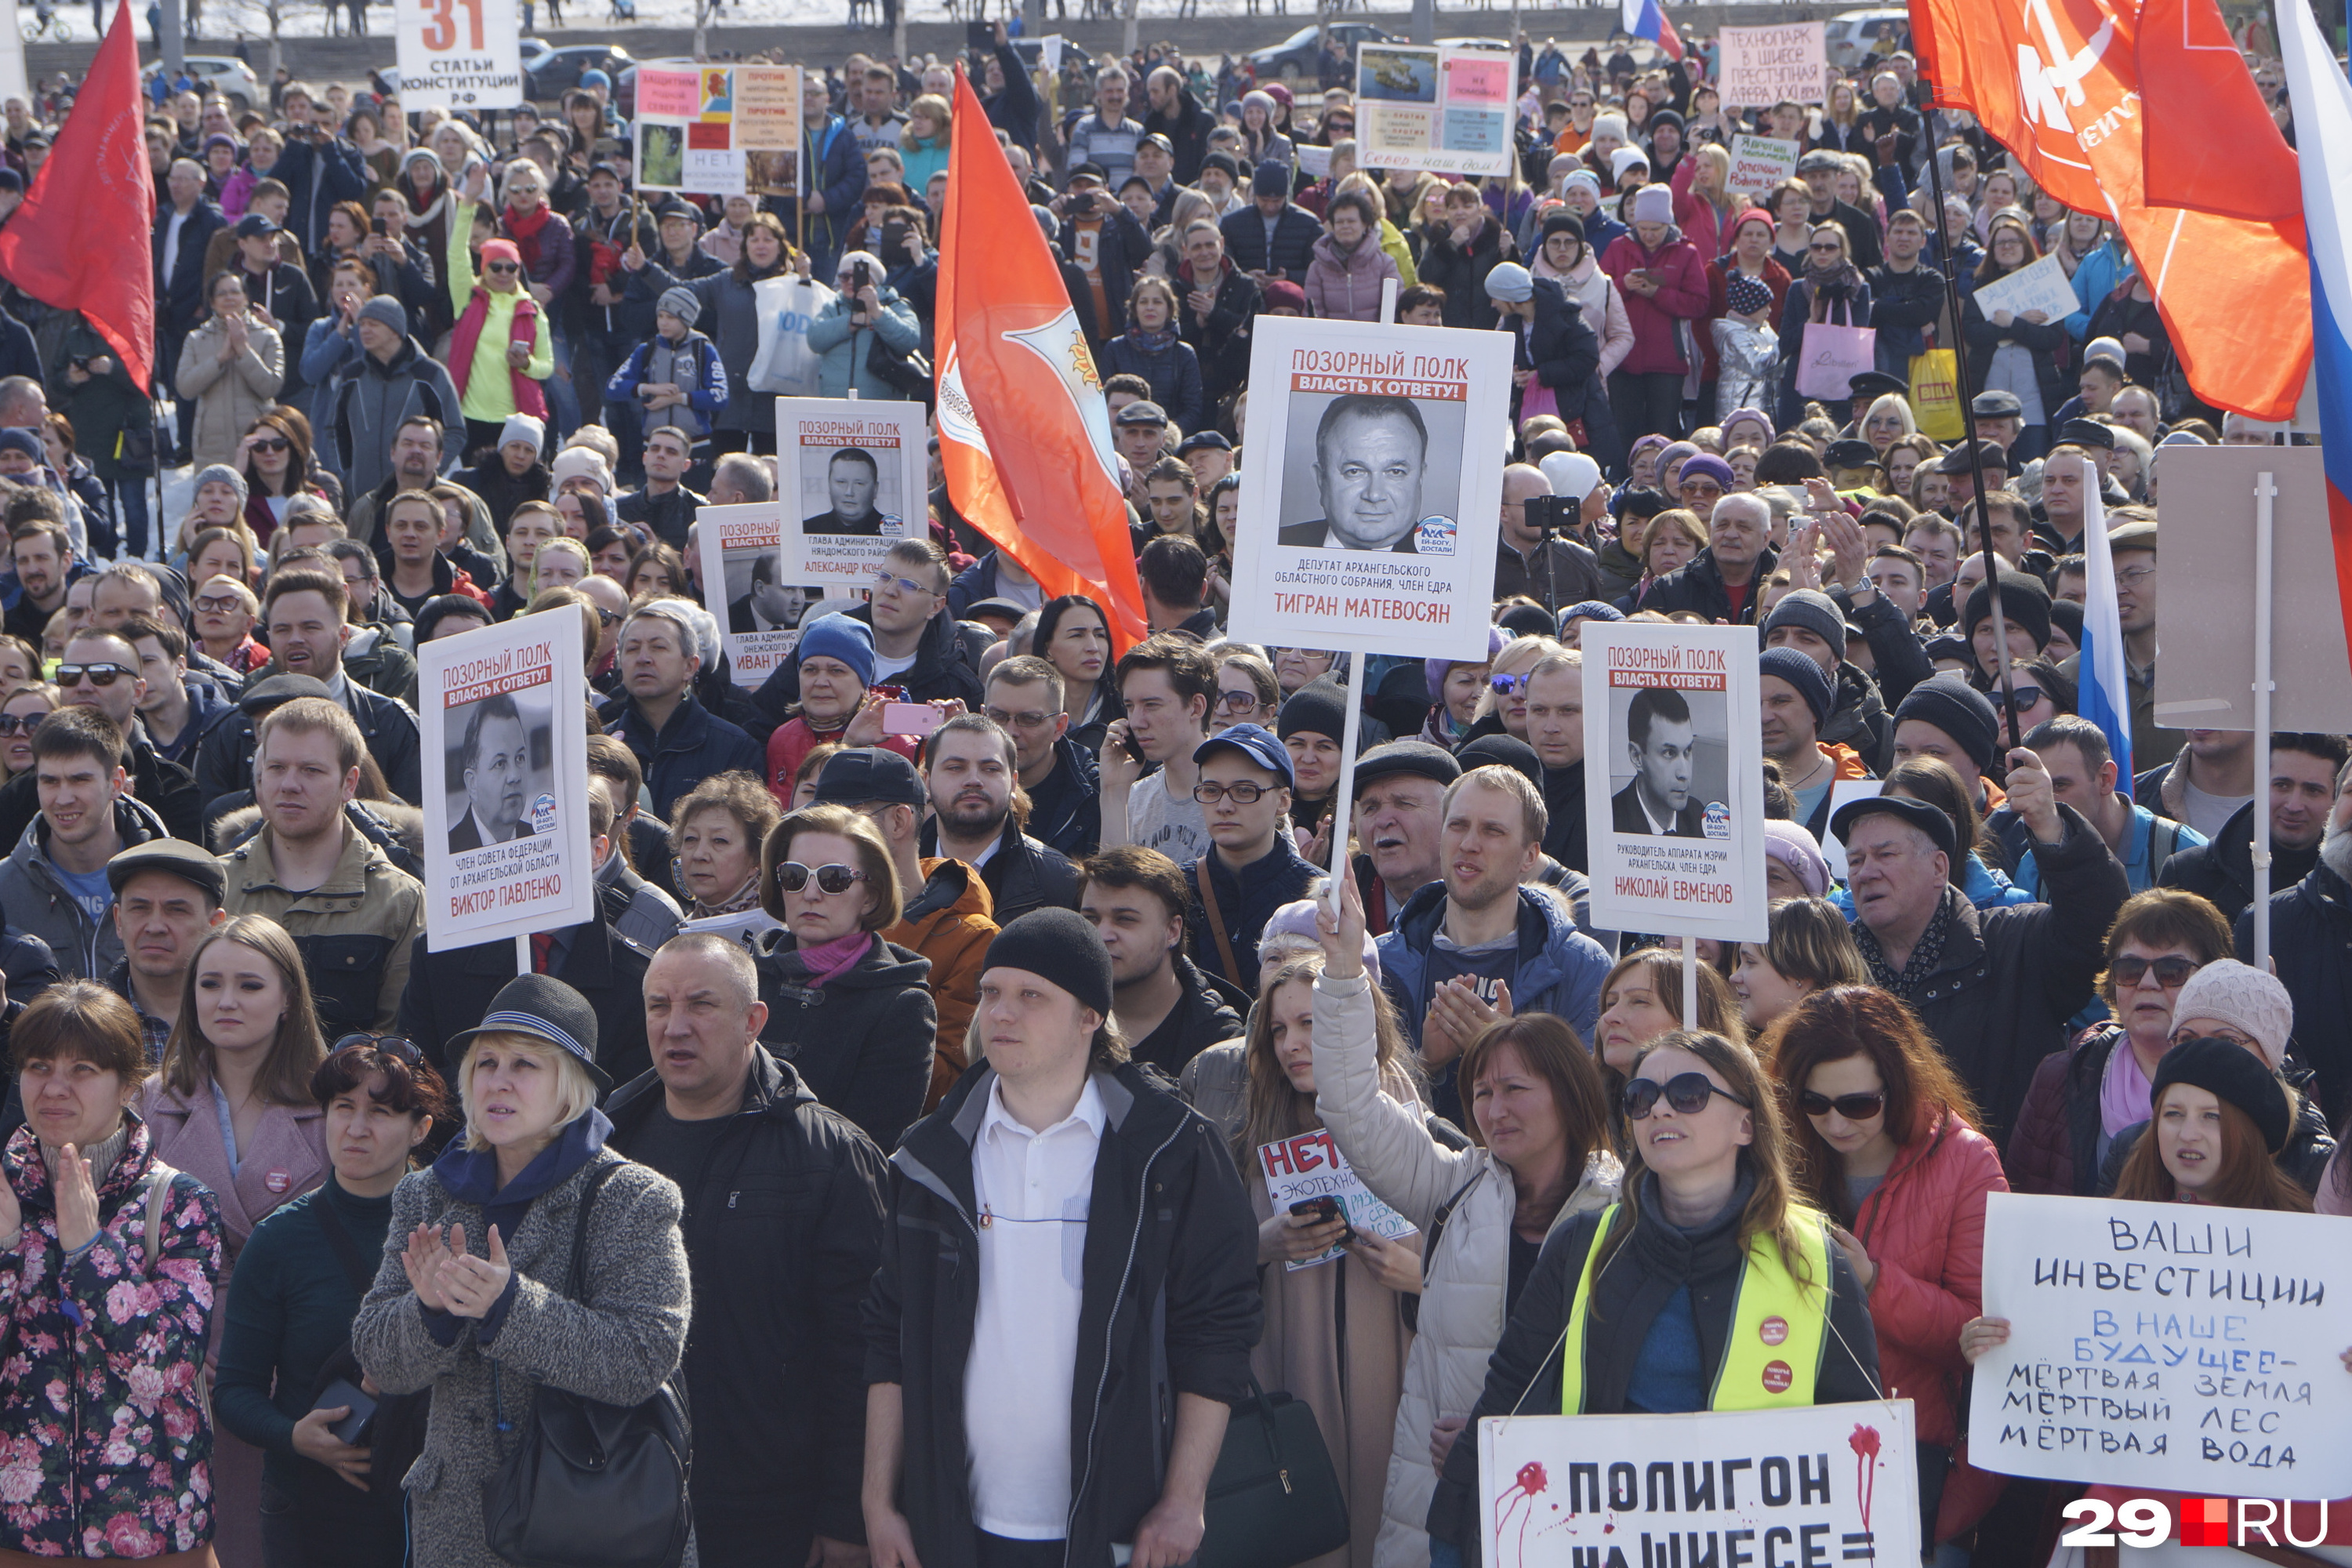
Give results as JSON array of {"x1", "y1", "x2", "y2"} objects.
[
  {"x1": 1910, "y1": 0, "x2": 2310, "y2": 419},
  {"x1": 2136, "y1": 0, "x2": 2300, "y2": 222},
  {"x1": 935, "y1": 68, "x2": 1147, "y2": 645}
]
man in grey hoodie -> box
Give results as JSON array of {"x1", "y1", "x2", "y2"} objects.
[{"x1": 328, "y1": 296, "x2": 459, "y2": 500}]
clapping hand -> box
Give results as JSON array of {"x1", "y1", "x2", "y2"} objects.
[
  {"x1": 441, "y1": 1224, "x2": 514, "y2": 1319},
  {"x1": 401, "y1": 1221, "x2": 457, "y2": 1310},
  {"x1": 53, "y1": 1145, "x2": 99, "y2": 1253}
]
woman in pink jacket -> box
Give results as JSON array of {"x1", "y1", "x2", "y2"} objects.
[
  {"x1": 1303, "y1": 190, "x2": 1401, "y2": 323},
  {"x1": 1764, "y1": 983, "x2": 2009, "y2": 1556},
  {"x1": 1598, "y1": 184, "x2": 1710, "y2": 445}
]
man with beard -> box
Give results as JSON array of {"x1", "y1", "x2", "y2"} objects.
[
  {"x1": 2240, "y1": 757, "x2": 2352, "y2": 1123},
  {"x1": 917, "y1": 715, "x2": 1079, "y2": 924},
  {"x1": 2161, "y1": 733, "x2": 2346, "y2": 923},
  {"x1": 1079, "y1": 845, "x2": 1244, "y2": 1077},
  {"x1": 1376, "y1": 764, "x2": 1610, "y2": 1124},
  {"x1": 448, "y1": 693, "x2": 534, "y2": 851},
  {"x1": 1348, "y1": 741, "x2": 1458, "y2": 937},
  {"x1": 802, "y1": 447, "x2": 895, "y2": 535},
  {"x1": 2, "y1": 514, "x2": 78, "y2": 650}
]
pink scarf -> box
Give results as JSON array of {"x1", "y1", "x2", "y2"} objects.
[
  {"x1": 2100, "y1": 1035, "x2": 2157, "y2": 1138},
  {"x1": 800, "y1": 930, "x2": 875, "y2": 988}
]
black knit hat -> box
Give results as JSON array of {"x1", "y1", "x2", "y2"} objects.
[
  {"x1": 1893, "y1": 676, "x2": 2002, "y2": 771},
  {"x1": 1962, "y1": 569, "x2": 2053, "y2": 652},
  {"x1": 445, "y1": 973, "x2": 610, "y2": 1091},
  {"x1": 1277, "y1": 677, "x2": 1349, "y2": 745},
  {"x1": 983, "y1": 908, "x2": 1115, "y2": 1018},
  {"x1": 2151, "y1": 1036, "x2": 2292, "y2": 1153}
]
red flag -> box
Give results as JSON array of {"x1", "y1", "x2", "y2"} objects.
[
  {"x1": 1910, "y1": 0, "x2": 2309, "y2": 419},
  {"x1": 0, "y1": 2, "x2": 154, "y2": 390},
  {"x1": 935, "y1": 68, "x2": 1146, "y2": 646},
  {"x1": 2136, "y1": 0, "x2": 2300, "y2": 220}
]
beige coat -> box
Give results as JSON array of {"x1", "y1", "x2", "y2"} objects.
[
  {"x1": 1308, "y1": 972, "x2": 1619, "y2": 1568},
  {"x1": 175, "y1": 310, "x2": 285, "y2": 471}
]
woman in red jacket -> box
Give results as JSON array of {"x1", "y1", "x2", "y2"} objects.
[
  {"x1": 1599, "y1": 184, "x2": 1710, "y2": 446},
  {"x1": 1765, "y1": 983, "x2": 2008, "y2": 1555}
]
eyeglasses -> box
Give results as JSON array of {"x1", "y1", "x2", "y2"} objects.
[
  {"x1": 594, "y1": 608, "x2": 621, "y2": 626},
  {"x1": 873, "y1": 569, "x2": 937, "y2": 597},
  {"x1": 777, "y1": 861, "x2": 866, "y2": 895},
  {"x1": 1808, "y1": 241, "x2": 1844, "y2": 253},
  {"x1": 1490, "y1": 672, "x2": 1531, "y2": 696},
  {"x1": 249, "y1": 436, "x2": 289, "y2": 453},
  {"x1": 56, "y1": 662, "x2": 129, "y2": 686},
  {"x1": 1797, "y1": 1088, "x2": 1886, "y2": 1120},
  {"x1": 2111, "y1": 953, "x2": 2198, "y2": 989},
  {"x1": 2114, "y1": 564, "x2": 2157, "y2": 586},
  {"x1": 1214, "y1": 688, "x2": 1264, "y2": 712},
  {"x1": 1993, "y1": 687, "x2": 2044, "y2": 718},
  {"x1": 984, "y1": 706, "x2": 1053, "y2": 730},
  {"x1": 332, "y1": 1032, "x2": 423, "y2": 1066},
  {"x1": 1192, "y1": 779, "x2": 1272, "y2": 804},
  {"x1": 0, "y1": 713, "x2": 45, "y2": 735},
  {"x1": 1622, "y1": 1071, "x2": 1751, "y2": 1120},
  {"x1": 485, "y1": 260, "x2": 522, "y2": 274}
]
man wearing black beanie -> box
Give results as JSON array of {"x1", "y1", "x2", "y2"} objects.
[{"x1": 865, "y1": 906, "x2": 1262, "y2": 1568}]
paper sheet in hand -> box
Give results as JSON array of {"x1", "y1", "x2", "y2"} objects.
[
  {"x1": 1257, "y1": 1131, "x2": 1415, "y2": 1271},
  {"x1": 1970, "y1": 252, "x2": 2080, "y2": 325}
]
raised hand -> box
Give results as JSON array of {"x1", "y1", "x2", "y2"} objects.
[
  {"x1": 53, "y1": 1145, "x2": 99, "y2": 1254},
  {"x1": 441, "y1": 1224, "x2": 513, "y2": 1319},
  {"x1": 1314, "y1": 869, "x2": 1367, "y2": 979},
  {"x1": 401, "y1": 1221, "x2": 454, "y2": 1311}
]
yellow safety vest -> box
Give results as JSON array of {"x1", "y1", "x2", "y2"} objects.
[{"x1": 1558, "y1": 1201, "x2": 1835, "y2": 1414}]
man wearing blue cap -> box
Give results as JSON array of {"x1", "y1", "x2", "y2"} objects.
[{"x1": 1181, "y1": 722, "x2": 1316, "y2": 995}]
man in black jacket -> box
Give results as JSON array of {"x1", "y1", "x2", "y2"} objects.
[
  {"x1": 1142, "y1": 65, "x2": 1214, "y2": 184},
  {"x1": 1639, "y1": 492, "x2": 1779, "y2": 626},
  {"x1": 1217, "y1": 161, "x2": 1321, "y2": 281},
  {"x1": 1080, "y1": 846, "x2": 1245, "y2": 1076},
  {"x1": 1867, "y1": 209, "x2": 1945, "y2": 372},
  {"x1": 752, "y1": 537, "x2": 982, "y2": 722},
  {"x1": 152, "y1": 159, "x2": 225, "y2": 464},
  {"x1": 985, "y1": 656, "x2": 1101, "y2": 860},
  {"x1": 2235, "y1": 760, "x2": 2352, "y2": 1124},
  {"x1": 1797, "y1": 147, "x2": 1882, "y2": 270},
  {"x1": 862, "y1": 909, "x2": 1261, "y2": 1568},
  {"x1": 2161, "y1": 732, "x2": 2344, "y2": 923},
  {"x1": 917, "y1": 715, "x2": 1080, "y2": 923},
  {"x1": 609, "y1": 935, "x2": 889, "y2": 1568}
]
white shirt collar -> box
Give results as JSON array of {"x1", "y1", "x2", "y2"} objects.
[{"x1": 979, "y1": 1072, "x2": 1107, "y2": 1145}]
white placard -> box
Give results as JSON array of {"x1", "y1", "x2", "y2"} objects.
[
  {"x1": 1295, "y1": 143, "x2": 1333, "y2": 180},
  {"x1": 1581, "y1": 622, "x2": 1768, "y2": 942},
  {"x1": 419, "y1": 609, "x2": 596, "y2": 953},
  {"x1": 776, "y1": 397, "x2": 930, "y2": 593},
  {"x1": 1226, "y1": 314, "x2": 1509, "y2": 662},
  {"x1": 1727, "y1": 132, "x2": 1801, "y2": 198},
  {"x1": 1968, "y1": 1192, "x2": 2352, "y2": 1498},
  {"x1": 1715, "y1": 22, "x2": 1827, "y2": 107},
  {"x1": 1479, "y1": 1403, "x2": 1920, "y2": 1568},
  {"x1": 1355, "y1": 42, "x2": 1518, "y2": 179},
  {"x1": 1970, "y1": 252, "x2": 2082, "y2": 325},
  {"x1": 395, "y1": 0, "x2": 524, "y2": 109},
  {"x1": 695, "y1": 501, "x2": 815, "y2": 688},
  {"x1": 1255, "y1": 1130, "x2": 1417, "y2": 1272}
]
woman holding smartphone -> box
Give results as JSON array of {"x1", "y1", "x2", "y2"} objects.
[{"x1": 216, "y1": 1037, "x2": 452, "y2": 1568}]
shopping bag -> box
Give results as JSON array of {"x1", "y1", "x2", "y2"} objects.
[
  {"x1": 1519, "y1": 379, "x2": 1559, "y2": 421},
  {"x1": 1792, "y1": 320, "x2": 1878, "y2": 400},
  {"x1": 1909, "y1": 347, "x2": 1965, "y2": 440},
  {"x1": 747, "y1": 274, "x2": 835, "y2": 396}
]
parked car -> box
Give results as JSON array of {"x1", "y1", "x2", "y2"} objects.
[
  {"x1": 141, "y1": 55, "x2": 261, "y2": 111},
  {"x1": 1245, "y1": 22, "x2": 1395, "y2": 85},
  {"x1": 1824, "y1": 8, "x2": 1911, "y2": 67},
  {"x1": 527, "y1": 43, "x2": 634, "y2": 100}
]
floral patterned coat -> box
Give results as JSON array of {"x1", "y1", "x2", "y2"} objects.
[{"x1": 0, "y1": 1114, "x2": 225, "y2": 1559}]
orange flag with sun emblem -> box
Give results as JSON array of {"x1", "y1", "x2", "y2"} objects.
[{"x1": 935, "y1": 67, "x2": 1147, "y2": 646}]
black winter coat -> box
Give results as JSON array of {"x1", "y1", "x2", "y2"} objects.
[
  {"x1": 862, "y1": 1059, "x2": 1262, "y2": 1568},
  {"x1": 1641, "y1": 543, "x2": 1781, "y2": 626},
  {"x1": 1175, "y1": 260, "x2": 1261, "y2": 405},
  {"x1": 1427, "y1": 1173, "x2": 1880, "y2": 1563},
  {"x1": 2158, "y1": 799, "x2": 2320, "y2": 925},
  {"x1": 2097, "y1": 1063, "x2": 2337, "y2": 1196},
  {"x1": 1961, "y1": 286, "x2": 2072, "y2": 421},
  {"x1": 2238, "y1": 860, "x2": 2352, "y2": 1127},
  {"x1": 1417, "y1": 212, "x2": 1508, "y2": 328},
  {"x1": 753, "y1": 928, "x2": 936, "y2": 1152},
  {"x1": 604, "y1": 1049, "x2": 890, "y2": 1562},
  {"x1": 1218, "y1": 201, "x2": 1323, "y2": 281},
  {"x1": 398, "y1": 907, "x2": 656, "y2": 1090},
  {"x1": 604, "y1": 691, "x2": 765, "y2": 823}
]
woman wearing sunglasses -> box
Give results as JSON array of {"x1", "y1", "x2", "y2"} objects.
[
  {"x1": 237, "y1": 412, "x2": 326, "y2": 549},
  {"x1": 1305, "y1": 876, "x2": 1618, "y2": 1568},
  {"x1": 754, "y1": 804, "x2": 935, "y2": 1152},
  {"x1": 1465, "y1": 634, "x2": 1559, "y2": 746},
  {"x1": 2005, "y1": 889, "x2": 2235, "y2": 1198},
  {"x1": 215, "y1": 1036, "x2": 451, "y2": 1568},
  {"x1": 448, "y1": 164, "x2": 554, "y2": 463},
  {"x1": 0, "y1": 681, "x2": 57, "y2": 783},
  {"x1": 1419, "y1": 627, "x2": 1506, "y2": 752},
  {"x1": 1425, "y1": 1027, "x2": 1880, "y2": 1563},
  {"x1": 1730, "y1": 896, "x2": 1869, "y2": 1033},
  {"x1": 1766, "y1": 985, "x2": 2007, "y2": 1553}
]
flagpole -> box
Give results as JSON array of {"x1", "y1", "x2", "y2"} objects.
[
  {"x1": 1918, "y1": 81, "x2": 2022, "y2": 754},
  {"x1": 2252, "y1": 467, "x2": 2276, "y2": 970}
]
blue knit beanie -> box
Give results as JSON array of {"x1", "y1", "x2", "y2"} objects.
[{"x1": 796, "y1": 612, "x2": 876, "y2": 688}]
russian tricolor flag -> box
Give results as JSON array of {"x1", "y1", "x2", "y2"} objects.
[
  {"x1": 2279, "y1": 0, "x2": 2352, "y2": 655},
  {"x1": 1621, "y1": 0, "x2": 1683, "y2": 61},
  {"x1": 2075, "y1": 463, "x2": 2133, "y2": 786}
]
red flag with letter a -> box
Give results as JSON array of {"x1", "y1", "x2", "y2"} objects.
[
  {"x1": 1909, "y1": 0, "x2": 2309, "y2": 419},
  {"x1": 0, "y1": 1, "x2": 154, "y2": 390},
  {"x1": 935, "y1": 67, "x2": 1146, "y2": 646},
  {"x1": 2135, "y1": 0, "x2": 2300, "y2": 221}
]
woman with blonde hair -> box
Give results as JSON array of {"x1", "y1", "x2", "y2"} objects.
[
  {"x1": 1425, "y1": 1027, "x2": 1880, "y2": 1561},
  {"x1": 1468, "y1": 633, "x2": 1561, "y2": 742},
  {"x1": 528, "y1": 534, "x2": 591, "y2": 595},
  {"x1": 1731, "y1": 896, "x2": 1870, "y2": 1032},
  {"x1": 140, "y1": 915, "x2": 332, "y2": 1568},
  {"x1": 1860, "y1": 390, "x2": 1917, "y2": 458},
  {"x1": 898, "y1": 93, "x2": 951, "y2": 192},
  {"x1": 352, "y1": 974, "x2": 691, "y2": 1568}
]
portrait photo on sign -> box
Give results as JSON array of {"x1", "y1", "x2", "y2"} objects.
[
  {"x1": 1274, "y1": 390, "x2": 1467, "y2": 555},
  {"x1": 1606, "y1": 682, "x2": 1731, "y2": 840},
  {"x1": 442, "y1": 684, "x2": 558, "y2": 854},
  {"x1": 799, "y1": 444, "x2": 906, "y2": 537},
  {"x1": 726, "y1": 548, "x2": 813, "y2": 637}
]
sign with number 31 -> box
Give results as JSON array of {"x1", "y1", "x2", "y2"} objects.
[{"x1": 397, "y1": 0, "x2": 525, "y2": 110}]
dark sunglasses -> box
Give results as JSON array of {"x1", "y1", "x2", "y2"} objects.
[
  {"x1": 1623, "y1": 1072, "x2": 1751, "y2": 1120},
  {"x1": 776, "y1": 861, "x2": 866, "y2": 895},
  {"x1": 485, "y1": 260, "x2": 522, "y2": 274},
  {"x1": 332, "y1": 1032, "x2": 423, "y2": 1066},
  {"x1": 1490, "y1": 672, "x2": 1531, "y2": 696},
  {"x1": 0, "y1": 713, "x2": 42, "y2": 735},
  {"x1": 249, "y1": 436, "x2": 289, "y2": 453},
  {"x1": 1809, "y1": 241, "x2": 1844, "y2": 252},
  {"x1": 1797, "y1": 1088, "x2": 1886, "y2": 1120},
  {"x1": 56, "y1": 662, "x2": 129, "y2": 686},
  {"x1": 2111, "y1": 953, "x2": 2198, "y2": 989},
  {"x1": 1993, "y1": 687, "x2": 2044, "y2": 719}
]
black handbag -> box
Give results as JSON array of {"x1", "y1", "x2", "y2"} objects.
[
  {"x1": 480, "y1": 1162, "x2": 695, "y2": 1568},
  {"x1": 1196, "y1": 1377, "x2": 1349, "y2": 1568},
  {"x1": 865, "y1": 327, "x2": 934, "y2": 398}
]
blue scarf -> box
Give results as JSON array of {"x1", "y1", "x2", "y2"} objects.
[{"x1": 434, "y1": 1107, "x2": 612, "y2": 1242}]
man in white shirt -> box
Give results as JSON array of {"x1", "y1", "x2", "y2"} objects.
[{"x1": 862, "y1": 909, "x2": 1260, "y2": 1568}]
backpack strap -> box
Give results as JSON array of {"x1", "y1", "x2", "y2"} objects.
[{"x1": 1194, "y1": 855, "x2": 1244, "y2": 988}]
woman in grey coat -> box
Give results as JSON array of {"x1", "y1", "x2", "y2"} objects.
[{"x1": 351, "y1": 974, "x2": 693, "y2": 1568}]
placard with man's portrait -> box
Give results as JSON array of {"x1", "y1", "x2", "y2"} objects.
[{"x1": 777, "y1": 397, "x2": 930, "y2": 594}]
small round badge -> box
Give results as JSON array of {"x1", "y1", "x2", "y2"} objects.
[
  {"x1": 1759, "y1": 1315, "x2": 1789, "y2": 1346},
  {"x1": 1761, "y1": 1360, "x2": 1793, "y2": 1394},
  {"x1": 264, "y1": 1169, "x2": 292, "y2": 1195}
]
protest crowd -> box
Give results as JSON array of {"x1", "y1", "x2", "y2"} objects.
[{"x1": 0, "y1": 8, "x2": 2336, "y2": 1567}]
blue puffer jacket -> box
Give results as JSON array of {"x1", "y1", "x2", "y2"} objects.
[
  {"x1": 805, "y1": 286, "x2": 925, "y2": 401},
  {"x1": 1831, "y1": 852, "x2": 2034, "y2": 917},
  {"x1": 1378, "y1": 880, "x2": 1611, "y2": 1053}
]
